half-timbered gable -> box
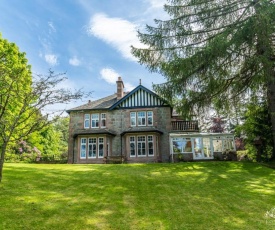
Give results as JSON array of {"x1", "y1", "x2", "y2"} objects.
[{"x1": 110, "y1": 85, "x2": 169, "y2": 109}]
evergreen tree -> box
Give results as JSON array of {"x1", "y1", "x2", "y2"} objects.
[
  {"x1": 235, "y1": 100, "x2": 273, "y2": 161},
  {"x1": 132, "y1": 0, "x2": 275, "y2": 158}
]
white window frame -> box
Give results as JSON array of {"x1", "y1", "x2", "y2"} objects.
[
  {"x1": 147, "y1": 111, "x2": 153, "y2": 126},
  {"x1": 88, "y1": 138, "x2": 97, "y2": 158},
  {"x1": 91, "y1": 114, "x2": 99, "y2": 128},
  {"x1": 80, "y1": 138, "x2": 87, "y2": 159},
  {"x1": 84, "y1": 114, "x2": 90, "y2": 129},
  {"x1": 130, "y1": 112, "x2": 136, "y2": 127},
  {"x1": 98, "y1": 137, "x2": 104, "y2": 158},
  {"x1": 101, "y1": 114, "x2": 106, "y2": 128},
  {"x1": 137, "y1": 136, "x2": 146, "y2": 156},
  {"x1": 148, "y1": 135, "x2": 154, "y2": 156},
  {"x1": 130, "y1": 136, "x2": 136, "y2": 157},
  {"x1": 137, "y1": 112, "x2": 146, "y2": 126}
]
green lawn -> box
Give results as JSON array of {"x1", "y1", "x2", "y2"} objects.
[{"x1": 0, "y1": 162, "x2": 275, "y2": 230}]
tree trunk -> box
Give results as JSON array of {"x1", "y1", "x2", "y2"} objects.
[
  {"x1": 267, "y1": 79, "x2": 275, "y2": 160},
  {"x1": 0, "y1": 141, "x2": 7, "y2": 183}
]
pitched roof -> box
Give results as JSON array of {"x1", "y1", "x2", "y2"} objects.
[
  {"x1": 66, "y1": 93, "x2": 118, "y2": 112},
  {"x1": 67, "y1": 84, "x2": 171, "y2": 113},
  {"x1": 109, "y1": 85, "x2": 170, "y2": 110}
]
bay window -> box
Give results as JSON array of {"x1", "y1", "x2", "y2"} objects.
[
  {"x1": 80, "y1": 137, "x2": 105, "y2": 159},
  {"x1": 80, "y1": 138, "x2": 87, "y2": 159},
  {"x1": 130, "y1": 135, "x2": 154, "y2": 157}
]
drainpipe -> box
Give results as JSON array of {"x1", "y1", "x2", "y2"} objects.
[
  {"x1": 120, "y1": 134, "x2": 123, "y2": 162},
  {"x1": 120, "y1": 110, "x2": 123, "y2": 162},
  {"x1": 72, "y1": 137, "x2": 75, "y2": 164},
  {"x1": 72, "y1": 135, "x2": 76, "y2": 164}
]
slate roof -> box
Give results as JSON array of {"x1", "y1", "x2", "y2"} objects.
[
  {"x1": 67, "y1": 93, "x2": 118, "y2": 112},
  {"x1": 67, "y1": 84, "x2": 170, "y2": 113},
  {"x1": 73, "y1": 129, "x2": 117, "y2": 137},
  {"x1": 120, "y1": 127, "x2": 163, "y2": 136}
]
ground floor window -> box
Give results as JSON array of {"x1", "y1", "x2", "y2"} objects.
[
  {"x1": 129, "y1": 135, "x2": 154, "y2": 157},
  {"x1": 130, "y1": 137, "x2": 136, "y2": 157},
  {"x1": 80, "y1": 137, "x2": 104, "y2": 159},
  {"x1": 88, "y1": 138, "x2": 97, "y2": 158},
  {"x1": 137, "y1": 136, "x2": 146, "y2": 156},
  {"x1": 213, "y1": 136, "x2": 235, "y2": 152},
  {"x1": 98, "y1": 138, "x2": 104, "y2": 158},
  {"x1": 172, "y1": 137, "x2": 192, "y2": 153},
  {"x1": 171, "y1": 135, "x2": 235, "y2": 160},
  {"x1": 80, "y1": 138, "x2": 87, "y2": 159}
]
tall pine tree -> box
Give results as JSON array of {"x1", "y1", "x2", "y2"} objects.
[{"x1": 132, "y1": 0, "x2": 275, "y2": 159}]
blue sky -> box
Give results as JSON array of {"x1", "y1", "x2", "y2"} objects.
[{"x1": 0, "y1": 0, "x2": 168, "y2": 111}]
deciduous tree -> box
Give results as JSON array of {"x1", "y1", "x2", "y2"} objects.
[{"x1": 0, "y1": 35, "x2": 89, "y2": 182}]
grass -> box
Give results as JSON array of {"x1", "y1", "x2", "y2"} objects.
[{"x1": 0, "y1": 162, "x2": 275, "y2": 230}]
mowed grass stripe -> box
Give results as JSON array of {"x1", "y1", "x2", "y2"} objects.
[{"x1": 0, "y1": 162, "x2": 274, "y2": 230}]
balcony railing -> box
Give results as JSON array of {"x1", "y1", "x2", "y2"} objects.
[{"x1": 171, "y1": 121, "x2": 199, "y2": 131}]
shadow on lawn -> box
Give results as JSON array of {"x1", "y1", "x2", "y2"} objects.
[{"x1": 1, "y1": 162, "x2": 275, "y2": 229}]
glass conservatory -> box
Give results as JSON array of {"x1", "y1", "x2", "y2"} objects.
[{"x1": 170, "y1": 133, "x2": 236, "y2": 162}]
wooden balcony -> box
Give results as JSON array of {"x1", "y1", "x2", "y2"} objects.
[{"x1": 171, "y1": 121, "x2": 199, "y2": 132}]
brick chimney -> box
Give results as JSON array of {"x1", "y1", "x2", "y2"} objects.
[{"x1": 116, "y1": 76, "x2": 124, "y2": 100}]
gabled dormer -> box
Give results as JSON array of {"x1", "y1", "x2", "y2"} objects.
[{"x1": 110, "y1": 84, "x2": 170, "y2": 110}]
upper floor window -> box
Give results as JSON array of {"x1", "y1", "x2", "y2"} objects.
[
  {"x1": 138, "y1": 112, "x2": 146, "y2": 126},
  {"x1": 101, "y1": 114, "x2": 106, "y2": 127},
  {"x1": 130, "y1": 112, "x2": 136, "y2": 126},
  {"x1": 131, "y1": 111, "x2": 153, "y2": 127},
  {"x1": 84, "y1": 113, "x2": 106, "y2": 129},
  {"x1": 147, "y1": 111, "x2": 153, "y2": 126},
  {"x1": 91, "y1": 114, "x2": 99, "y2": 128},
  {"x1": 84, "y1": 114, "x2": 90, "y2": 129}
]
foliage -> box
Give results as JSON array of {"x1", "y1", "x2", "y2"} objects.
[
  {"x1": 1, "y1": 162, "x2": 275, "y2": 229},
  {"x1": 0, "y1": 34, "x2": 90, "y2": 182},
  {"x1": 132, "y1": 0, "x2": 275, "y2": 158},
  {"x1": 208, "y1": 117, "x2": 226, "y2": 133},
  {"x1": 24, "y1": 116, "x2": 69, "y2": 157},
  {"x1": 235, "y1": 101, "x2": 273, "y2": 161}
]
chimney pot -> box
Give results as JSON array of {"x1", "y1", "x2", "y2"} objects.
[{"x1": 116, "y1": 77, "x2": 124, "y2": 100}]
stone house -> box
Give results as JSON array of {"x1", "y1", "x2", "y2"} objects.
[{"x1": 67, "y1": 77, "x2": 235, "y2": 163}]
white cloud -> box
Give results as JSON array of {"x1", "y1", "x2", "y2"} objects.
[
  {"x1": 146, "y1": 0, "x2": 166, "y2": 8},
  {"x1": 100, "y1": 67, "x2": 135, "y2": 92},
  {"x1": 100, "y1": 68, "x2": 120, "y2": 84},
  {"x1": 87, "y1": 13, "x2": 147, "y2": 61},
  {"x1": 45, "y1": 54, "x2": 58, "y2": 66},
  {"x1": 48, "y1": 21, "x2": 56, "y2": 33},
  {"x1": 124, "y1": 82, "x2": 135, "y2": 92},
  {"x1": 69, "y1": 56, "x2": 81, "y2": 66}
]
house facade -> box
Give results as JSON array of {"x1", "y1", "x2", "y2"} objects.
[{"x1": 67, "y1": 77, "x2": 235, "y2": 163}]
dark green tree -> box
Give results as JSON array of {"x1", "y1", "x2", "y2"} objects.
[
  {"x1": 235, "y1": 100, "x2": 273, "y2": 161},
  {"x1": 0, "y1": 35, "x2": 89, "y2": 182},
  {"x1": 132, "y1": 0, "x2": 275, "y2": 158}
]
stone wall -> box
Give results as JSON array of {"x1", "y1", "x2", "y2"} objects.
[{"x1": 67, "y1": 106, "x2": 173, "y2": 163}]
